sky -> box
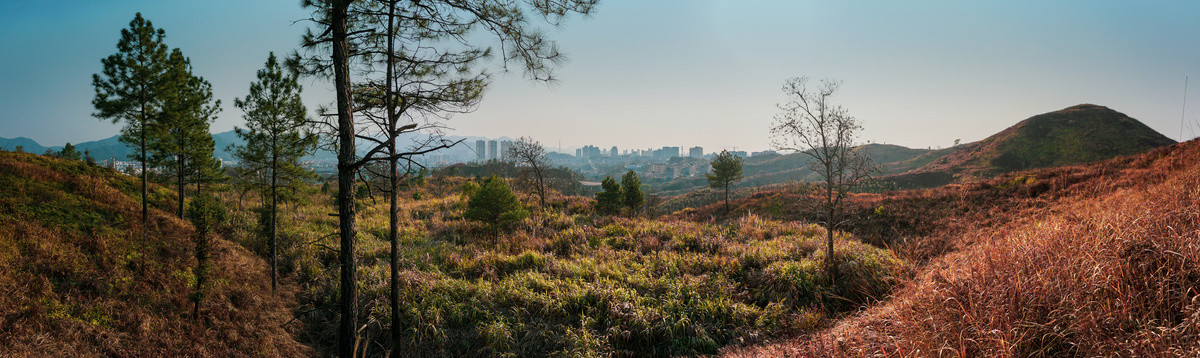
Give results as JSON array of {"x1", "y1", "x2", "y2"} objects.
[{"x1": 3, "y1": 0, "x2": 1200, "y2": 153}]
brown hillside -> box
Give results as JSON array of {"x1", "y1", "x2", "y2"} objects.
[
  {"x1": 721, "y1": 139, "x2": 1200, "y2": 356},
  {"x1": 0, "y1": 151, "x2": 310, "y2": 356}
]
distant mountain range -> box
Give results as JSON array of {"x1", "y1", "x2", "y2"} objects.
[{"x1": 0, "y1": 130, "x2": 511, "y2": 166}]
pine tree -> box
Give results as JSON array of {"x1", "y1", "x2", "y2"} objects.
[
  {"x1": 707, "y1": 150, "x2": 744, "y2": 213},
  {"x1": 621, "y1": 170, "x2": 644, "y2": 216},
  {"x1": 151, "y1": 49, "x2": 222, "y2": 217},
  {"x1": 464, "y1": 176, "x2": 528, "y2": 230},
  {"x1": 93, "y1": 12, "x2": 170, "y2": 227},
  {"x1": 185, "y1": 192, "x2": 227, "y2": 320},
  {"x1": 231, "y1": 52, "x2": 316, "y2": 291},
  {"x1": 595, "y1": 176, "x2": 623, "y2": 215}
]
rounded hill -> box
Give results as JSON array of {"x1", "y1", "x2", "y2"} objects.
[{"x1": 907, "y1": 104, "x2": 1176, "y2": 183}]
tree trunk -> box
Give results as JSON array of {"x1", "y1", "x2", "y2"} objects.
[
  {"x1": 177, "y1": 155, "x2": 185, "y2": 218},
  {"x1": 385, "y1": 4, "x2": 402, "y2": 355},
  {"x1": 724, "y1": 183, "x2": 730, "y2": 213},
  {"x1": 140, "y1": 117, "x2": 148, "y2": 229},
  {"x1": 388, "y1": 158, "x2": 400, "y2": 357},
  {"x1": 332, "y1": 1, "x2": 358, "y2": 356},
  {"x1": 270, "y1": 139, "x2": 278, "y2": 291}
]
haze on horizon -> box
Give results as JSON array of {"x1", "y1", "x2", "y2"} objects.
[{"x1": 2, "y1": 0, "x2": 1200, "y2": 154}]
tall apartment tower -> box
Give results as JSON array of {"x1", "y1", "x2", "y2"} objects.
[
  {"x1": 475, "y1": 140, "x2": 486, "y2": 161},
  {"x1": 488, "y1": 140, "x2": 498, "y2": 160},
  {"x1": 500, "y1": 140, "x2": 511, "y2": 160},
  {"x1": 689, "y1": 146, "x2": 703, "y2": 158}
]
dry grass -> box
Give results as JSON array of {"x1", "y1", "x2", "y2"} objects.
[
  {"x1": 0, "y1": 150, "x2": 310, "y2": 357},
  {"x1": 725, "y1": 141, "x2": 1200, "y2": 357}
]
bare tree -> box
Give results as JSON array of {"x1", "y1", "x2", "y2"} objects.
[
  {"x1": 770, "y1": 77, "x2": 874, "y2": 278},
  {"x1": 505, "y1": 137, "x2": 549, "y2": 207}
]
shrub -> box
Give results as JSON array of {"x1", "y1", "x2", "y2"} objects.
[{"x1": 464, "y1": 176, "x2": 528, "y2": 230}]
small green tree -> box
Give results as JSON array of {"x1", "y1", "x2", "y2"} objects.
[
  {"x1": 464, "y1": 176, "x2": 528, "y2": 230},
  {"x1": 707, "y1": 150, "x2": 743, "y2": 213},
  {"x1": 621, "y1": 170, "x2": 644, "y2": 216},
  {"x1": 59, "y1": 143, "x2": 81, "y2": 161},
  {"x1": 595, "y1": 176, "x2": 623, "y2": 215},
  {"x1": 185, "y1": 192, "x2": 227, "y2": 321}
]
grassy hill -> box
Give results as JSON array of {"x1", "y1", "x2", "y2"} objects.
[
  {"x1": 0, "y1": 151, "x2": 309, "y2": 356},
  {"x1": 717, "y1": 138, "x2": 1200, "y2": 356},
  {"x1": 893, "y1": 104, "x2": 1175, "y2": 185}
]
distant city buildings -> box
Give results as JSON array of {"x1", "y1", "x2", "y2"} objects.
[
  {"x1": 653, "y1": 146, "x2": 680, "y2": 159},
  {"x1": 689, "y1": 146, "x2": 703, "y2": 158},
  {"x1": 751, "y1": 150, "x2": 779, "y2": 158},
  {"x1": 610, "y1": 146, "x2": 618, "y2": 157},
  {"x1": 475, "y1": 140, "x2": 486, "y2": 161},
  {"x1": 488, "y1": 140, "x2": 498, "y2": 160},
  {"x1": 576, "y1": 145, "x2": 602, "y2": 158},
  {"x1": 729, "y1": 151, "x2": 748, "y2": 158},
  {"x1": 500, "y1": 140, "x2": 511, "y2": 160}
]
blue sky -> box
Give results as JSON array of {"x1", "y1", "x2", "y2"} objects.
[{"x1": 2, "y1": 0, "x2": 1199, "y2": 152}]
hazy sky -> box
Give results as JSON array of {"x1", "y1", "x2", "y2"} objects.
[{"x1": 3, "y1": 0, "x2": 1200, "y2": 153}]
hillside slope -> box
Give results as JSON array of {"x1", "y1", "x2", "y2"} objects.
[
  {"x1": 724, "y1": 139, "x2": 1200, "y2": 356},
  {"x1": 900, "y1": 104, "x2": 1175, "y2": 184},
  {"x1": 0, "y1": 151, "x2": 309, "y2": 356}
]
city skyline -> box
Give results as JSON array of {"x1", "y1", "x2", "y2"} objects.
[{"x1": 3, "y1": 1, "x2": 1200, "y2": 152}]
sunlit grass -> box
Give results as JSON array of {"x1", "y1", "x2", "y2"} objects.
[{"x1": 221, "y1": 176, "x2": 907, "y2": 356}]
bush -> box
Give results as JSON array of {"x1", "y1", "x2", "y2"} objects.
[{"x1": 464, "y1": 176, "x2": 528, "y2": 230}]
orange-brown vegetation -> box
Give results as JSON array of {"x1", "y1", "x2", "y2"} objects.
[
  {"x1": 722, "y1": 140, "x2": 1200, "y2": 356},
  {"x1": 0, "y1": 151, "x2": 309, "y2": 357}
]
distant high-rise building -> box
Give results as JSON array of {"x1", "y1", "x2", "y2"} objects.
[
  {"x1": 500, "y1": 140, "x2": 511, "y2": 161},
  {"x1": 488, "y1": 140, "x2": 498, "y2": 160},
  {"x1": 689, "y1": 146, "x2": 703, "y2": 158},
  {"x1": 610, "y1": 146, "x2": 618, "y2": 157},
  {"x1": 730, "y1": 151, "x2": 748, "y2": 158},
  {"x1": 576, "y1": 145, "x2": 602, "y2": 158},
  {"x1": 654, "y1": 146, "x2": 680, "y2": 159},
  {"x1": 475, "y1": 140, "x2": 486, "y2": 161}
]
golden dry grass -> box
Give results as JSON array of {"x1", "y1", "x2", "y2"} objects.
[{"x1": 724, "y1": 141, "x2": 1200, "y2": 357}]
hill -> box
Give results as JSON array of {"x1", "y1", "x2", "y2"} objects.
[
  {"x1": 0, "y1": 137, "x2": 50, "y2": 154},
  {"x1": 717, "y1": 138, "x2": 1200, "y2": 356},
  {"x1": 650, "y1": 143, "x2": 933, "y2": 198},
  {"x1": 0, "y1": 151, "x2": 309, "y2": 356},
  {"x1": 893, "y1": 104, "x2": 1175, "y2": 185}
]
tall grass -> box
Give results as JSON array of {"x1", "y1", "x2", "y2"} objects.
[{"x1": 221, "y1": 176, "x2": 908, "y2": 356}]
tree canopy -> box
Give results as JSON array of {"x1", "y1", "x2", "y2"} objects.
[{"x1": 464, "y1": 176, "x2": 528, "y2": 229}]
